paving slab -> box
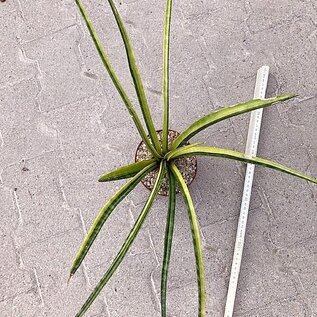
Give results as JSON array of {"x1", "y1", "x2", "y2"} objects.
[{"x1": 0, "y1": 0, "x2": 316, "y2": 316}]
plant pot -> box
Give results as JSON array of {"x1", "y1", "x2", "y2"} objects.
[{"x1": 135, "y1": 130, "x2": 197, "y2": 195}]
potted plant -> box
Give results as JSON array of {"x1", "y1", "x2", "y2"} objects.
[{"x1": 69, "y1": 1, "x2": 317, "y2": 316}]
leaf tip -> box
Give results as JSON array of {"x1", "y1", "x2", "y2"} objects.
[
  {"x1": 98, "y1": 175, "x2": 108, "y2": 182},
  {"x1": 282, "y1": 93, "x2": 298, "y2": 100},
  {"x1": 67, "y1": 273, "x2": 74, "y2": 286}
]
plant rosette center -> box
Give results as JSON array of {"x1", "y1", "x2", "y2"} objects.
[{"x1": 135, "y1": 130, "x2": 197, "y2": 195}]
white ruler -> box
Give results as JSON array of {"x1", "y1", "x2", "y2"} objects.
[{"x1": 224, "y1": 66, "x2": 270, "y2": 317}]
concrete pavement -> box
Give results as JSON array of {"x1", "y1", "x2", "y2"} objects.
[{"x1": 0, "y1": 1, "x2": 316, "y2": 316}]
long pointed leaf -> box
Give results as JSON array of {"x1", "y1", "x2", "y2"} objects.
[
  {"x1": 75, "y1": 0, "x2": 160, "y2": 158},
  {"x1": 170, "y1": 163, "x2": 206, "y2": 317},
  {"x1": 107, "y1": 0, "x2": 161, "y2": 153},
  {"x1": 167, "y1": 146, "x2": 317, "y2": 184},
  {"x1": 161, "y1": 169, "x2": 176, "y2": 317},
  {"x1": 69, "y1": 161, "x2": 157, "y2": 278},
  {"x1": 99, "y1": 159, "x2": 156, "y2": 182},
  {"x1": 162, "y1": 0, "x2": 173, "y2": 153},
  {"x1": 171, "y1": 94, "x2": 296, "y2": 149},
  {"x1": 75, "y1": 162, "x2": 166, "y2": 317}
]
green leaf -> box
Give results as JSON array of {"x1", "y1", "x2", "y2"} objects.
[
  {"x1": 75, "y1": 162, "x2": 166, "y2": 317},
  {"x1": 170, "y1": 163, "x2": 206, "y2": 317},
  {"x1": 163, "y1": 142, "x2": 201, "y2": 159},
  {"x1": 99, "y1": 159, "x2": 157, "y2": 182},
  {"x1": 171, "y1": 94, "x2": 296, "y2": 150},
  {"x1": 69, "y1": 161, "x2": 157, "y2": 278},
  {"x1": 167, "y1": 146, "x2": 317, "y2": 185},
  {"x1": 107, "y1": 0, "x2": 161, "y2": 154},
  {"x1": 75, "y1": 0, "x2": 160, "y2": 158},
  {"x1": 161, "y1": 169, "x2": 176, "y2": 317},
  {"x1": 162, "y1": 0, "x2": 173, "y2": 153}
]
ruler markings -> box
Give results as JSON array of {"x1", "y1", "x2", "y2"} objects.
[{"x1": 224, "y1": 66, "x2": 270, "y2": 317}]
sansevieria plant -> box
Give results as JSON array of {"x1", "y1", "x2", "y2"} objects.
[{"x1": 70, "y1": 1, "x2": 317, "y2": 316}]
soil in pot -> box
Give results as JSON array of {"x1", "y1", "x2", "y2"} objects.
[{"x1": 135, "y1": 130, "x2": 197, "y2": 195}]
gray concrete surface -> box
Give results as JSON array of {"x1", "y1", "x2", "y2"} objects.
[{"x1": 0, "y1": 0, "x2": 316, "y2": 316}]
